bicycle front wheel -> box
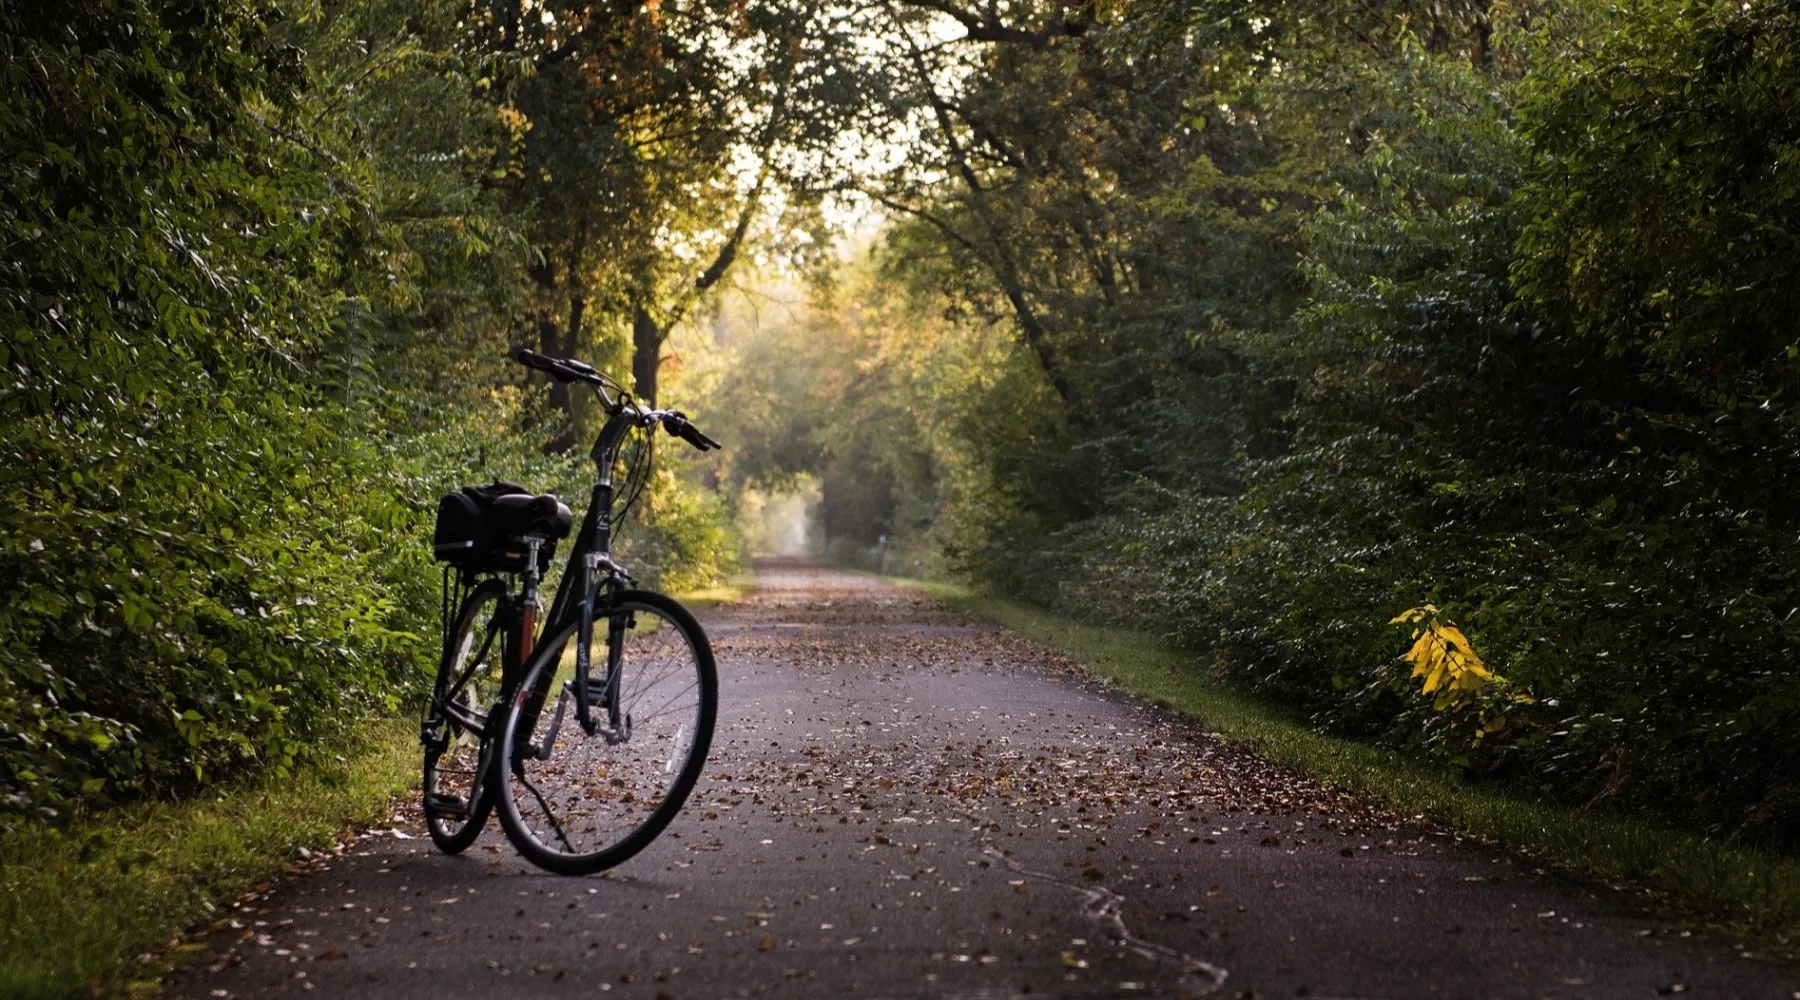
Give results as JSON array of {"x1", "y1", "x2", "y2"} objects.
[{"x1": 494, "y1": 589, "x2": 717, "y2": 875}]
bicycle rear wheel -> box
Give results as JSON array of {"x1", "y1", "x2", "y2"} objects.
[
  {"x1": 494, "y1": 589, "x2": 717, "y2": 875},
  {"x1": 422, "y1": 578, "x2": 507, "y2": 854}
]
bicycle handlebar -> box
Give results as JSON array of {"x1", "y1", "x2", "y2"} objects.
[
  {"x1": 513, "y1": 350, "x2": 721, "y2": 452},
  {"x1": 516, "y1": 349, "x2": 598, "y2": 386}
]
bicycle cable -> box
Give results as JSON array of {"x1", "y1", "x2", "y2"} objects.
[{"x1": 610, "y1": 421, "x2": 654, "y2": 543}]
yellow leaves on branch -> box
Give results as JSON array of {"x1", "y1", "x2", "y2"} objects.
[{"x1": 1391, "y1": 605, "x2": 1496, "y2": 711}]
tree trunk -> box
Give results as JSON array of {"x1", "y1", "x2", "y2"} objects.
[
  {"x1": 541, "y1": 294, "x2": 585, "y2": 453},
  {"x1": 564, "y1": 294, "x2": 585, "y2": 355},
  {"x1": 537, "y1": 307, "x2": 568, "y2": 415},
  {"x1": 632, "y1": 304, "x2": 661, "y2": 407}
]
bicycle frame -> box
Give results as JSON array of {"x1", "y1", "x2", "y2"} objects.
[
  {"x1": 478, "y1": 348, "x2": 718, "y2": 771},
  {"x1": 506, "y1": 403, "x2": 645, "y2": 753}
]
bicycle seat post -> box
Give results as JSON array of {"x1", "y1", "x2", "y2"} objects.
[
  {"x1": 522, "y1": 537, "x2": 543, "y2": 590},
  {"x1": 519, "y1": 536, "x2": 544, "y2": 660}
]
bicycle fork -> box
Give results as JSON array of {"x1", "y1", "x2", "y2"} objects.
[
  {"x1": 578, "y1": 555, "x2": 632, "y2": 745},
  {"x1": 532, "y1": 555, "x2": 631, "y2": 758}
]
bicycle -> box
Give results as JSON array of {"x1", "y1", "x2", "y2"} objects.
[{"x1": 419, "y1": 349, "x2": 722, "y2": 874}]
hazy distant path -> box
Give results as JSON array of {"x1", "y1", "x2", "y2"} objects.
[{"x1": 173, "y1": 560, "x2": 1797, "y2": 998}]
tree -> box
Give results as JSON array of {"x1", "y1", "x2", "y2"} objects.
[{"x1": 470, "y1": 0, "x2": 873, "y2": 446}]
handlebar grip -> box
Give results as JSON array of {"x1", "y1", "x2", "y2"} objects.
[
  {"x1": 515, "y1": 349, "x2": 563, "y2": 377},
  {"x1": 660, "y1": 413, "x2": 720, "y2": 451}
]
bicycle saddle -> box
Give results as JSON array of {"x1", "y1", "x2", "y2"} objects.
[{"x1": 490, "y1": 493, "x2": 573, "y2": 540}]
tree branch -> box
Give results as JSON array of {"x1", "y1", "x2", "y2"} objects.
[
  {"x1": 894, "y1": 0, "x2": 1088, "y2": 48},
  {"x1": 660, "y1": 60, "x2": 796, "y2": 330},
  {"x1": 863, "y1": 190, "x2": 982, "y2": 255},
  {"x1": 898, "y1": 32, "x2": 1081, "y2": 413}
]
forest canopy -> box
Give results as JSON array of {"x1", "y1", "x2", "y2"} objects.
[{"x1": 5, "y1": 0, "x2": 1800, "y2": 853}]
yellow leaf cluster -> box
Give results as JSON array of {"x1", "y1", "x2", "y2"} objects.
[{"x1": 1391, "y1": 605, "x2": 1495, "y2": 710}]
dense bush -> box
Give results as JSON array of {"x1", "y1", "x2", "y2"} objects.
[
  {"x1": 0, "y1": 0, "x2": 434, "y2": 820},
  {"x1": 15, "y1": 0, "x2": 1799, "y2": 853},
  {"x1": 1157, "y1": 4, "x2": 1800, "y2": 842}
]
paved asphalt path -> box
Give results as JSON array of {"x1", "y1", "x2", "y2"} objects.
[{"x1": 172, "y1": 560, "x2": 1800, "y2": 999}]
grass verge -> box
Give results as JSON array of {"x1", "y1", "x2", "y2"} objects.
[
  {"x1": 895, "y1": 577, "x2": 1800, "y2": 949},
  {"x1": 0, "y1": 718, "x2": 417, "y2": 998},
  {"x1": 674, "y1": 577, "x2": 751, "y2": 611}
]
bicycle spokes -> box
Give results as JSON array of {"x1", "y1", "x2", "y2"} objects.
[{"x1": 496, "y1": 594, "x2": 716, "y2": 873}]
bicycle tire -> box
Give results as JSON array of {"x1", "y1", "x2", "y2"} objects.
[
  {"x1": 422, "y1": 578, "x2": 508, "y2": 854},
  {"x1": 494, "y1": 589, "x2": 717, "y2": 875}
]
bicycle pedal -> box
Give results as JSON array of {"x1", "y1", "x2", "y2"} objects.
[{"x1": 423, "y1": 793, "x2": 469, "y2": 820}]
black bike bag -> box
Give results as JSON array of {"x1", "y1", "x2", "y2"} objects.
[
  {"x1": 489, "y1": 493, "x2": 573, "y2": 572},
  {"x1": 432, "y1": 482, "x2": 573, "y2": 574}
]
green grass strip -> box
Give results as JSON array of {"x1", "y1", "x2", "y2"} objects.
[
  {"x1": 895, "y1": 577, "x2": 1800, "y2": 949},
  {"x1": 0, "y1": 718, "x2": 418, "y2": 998},
  {"x1": 673, "y1": 579, "x2": 752, "y2": 611}
]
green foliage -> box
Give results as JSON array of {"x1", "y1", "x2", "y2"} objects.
[
  {"x1": 0, "y1": 0, "x2": 420, "y2": 821},
  {"x1": 13, "y1": 0, "x2": 1800, "y2": 864},
  {"x1": 0, "y1": 0, "x2": 581, "y2": 826},
  {"x1": 621, "y1": 469, "x2": 742, "y2": 595},
  {"x1": 814, "y1": 0, "x2": 1800, "y2": 848},
  {"x1": 1163, "y1": 10, "x2": 1800, "y2": 844},
  {"x1": 1515, "y1": 0, "x2": 1800, "y2": 387},
  {"x1": 700, "y1": 263, "x2": 1034, "y2": 575},
  {"x1": 0, "y1": 0, "x2": 754, "y2": 827}
]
